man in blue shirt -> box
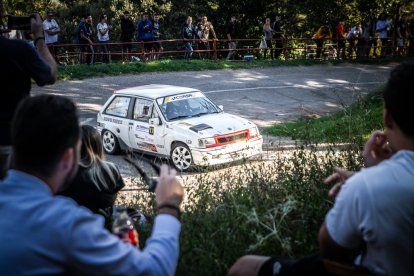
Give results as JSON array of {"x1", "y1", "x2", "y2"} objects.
[
  {"x1": 136, "y1": 13, "x2": 154, "y2": 54},
  {"x1": 0, "y1": 95, "x2": 184, "y2": 275}
]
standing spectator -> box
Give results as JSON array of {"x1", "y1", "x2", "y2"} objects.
[
  {"x1": 58, "y1": 125, "x2": 124, "y2": 230},
  {"x1": 228, "y1": 62, "x2": 414, "y2": 276},
  {"x1": 0, "y1": 94, "x2": 185, "y2": 275},
  {"x1": 272, "y1": 15, "x2": 283, "y2": 60},
  {"x1": 78, "y1": 14, "x2": 94, "y2": 65},
  {"x1": 312, "y1": 25, "x2": 332, "y2": 59},
  {"x1": 136, "y1": 14, "x2": 154, "y2": 55},
  {"x1": 336, "y1": 19, "x2": 346, "y2": 59},
  {"x1": 197, "y1": 16, "x2": 217, "y2": 59},
  {"x1": 97, "y1": 14, "x2": 110, "y2": 63},
  {"x1": 0, "y1": 5, "x2": 57, "y2": 180},
  {"x1": 180, "y1": 16, "x2": 198, "y2": 61},
  {"x1": 226, "y1": 15, "x2": 238, "y2": 60},
  {"x1": 362, "y1": 20, "x2": 377, "y2": 58},
  {"x1": 346, "y1": 24, "x2": 362, "y2": 58},
  {"x1": 42, "y1": 10, "x2": 60, "y2": 61},
  {"x1": 376, "y1": 12, "x2": 391, "y2": 57},
  {"x1": 395, "y1": 17, "x2": 408, "y2": 56},
  {"x1": 152, "y1": 15, "x2": 163, "y2": 60},
  {"x1": 120, "y1": 11, "x2": 135, "y2": 62},
  {"x1": 262, "y1": 17, "x2": 273, "y2": 60}
]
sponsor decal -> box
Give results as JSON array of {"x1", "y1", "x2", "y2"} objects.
[
  {"x1": 149, "y1": 126, "x2": 154, "y2": 135},
  {"x1": 135, "y1": 125, "x2": 149, "y2": 133},
  {"x1": 166, "y1": 92, "x2": 203, "y2": 103},
  {"x1": 156, "y1": 144, "x2": 165, "y2": 149},
  {"x1": 136, "y1": 142, "x2": 158, "y2": 152},
  {"x1": 103, "y1": 117, "x2": 123, "y2": 124}
]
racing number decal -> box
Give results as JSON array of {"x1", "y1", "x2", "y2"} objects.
[{"x1": 149, "y1": 126, "x2": 154, "y2": 135}]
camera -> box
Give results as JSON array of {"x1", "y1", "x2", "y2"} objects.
[{"x1": 7, "y1": 15, "x2": 35, "y2": 31}]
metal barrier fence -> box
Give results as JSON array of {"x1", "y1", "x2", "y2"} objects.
[{"x1": 52, "y1": 37, "x2": 412, "y2": 65}]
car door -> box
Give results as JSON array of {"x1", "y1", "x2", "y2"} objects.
[
  {"x1": 101, "y1": 95, "x2": 134, "y2": 149},
  {"x1": 128, "y1": 97, "x2": 159, "y2": 154}
]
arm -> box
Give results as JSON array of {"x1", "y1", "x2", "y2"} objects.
[
  {"x1": 31, "y1": 14, "x2": 57, "y2": 84},
  {"x1": 318, "y1": 223, "x2": 358, "y2": 262}
]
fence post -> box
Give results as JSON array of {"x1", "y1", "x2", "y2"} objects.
[{"x1": 213, "y1": 39, "x2": 217, "y2": 60}]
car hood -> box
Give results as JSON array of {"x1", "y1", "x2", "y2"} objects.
[{"x1": 170, "y1": 113, "x2": 255, "y2": 137}]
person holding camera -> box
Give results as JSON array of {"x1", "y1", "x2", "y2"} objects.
[
  {"x1": 0, "y1": 0, "x2": 57, "y2": 180},
  {"x1": 42, "y1": 10, "x2": 60, "y2": 61},
  {"x1": 0, "y1": 94, "x2": 185, "y2": 275}
]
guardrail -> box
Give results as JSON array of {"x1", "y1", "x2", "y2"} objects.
[{"x1": 51, "y1": 37, "x2": 410, "y2": 65}]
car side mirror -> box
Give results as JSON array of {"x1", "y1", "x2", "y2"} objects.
[
  {"x1": 149, "y1": 117, "x2": 161, "y2": 125},
  {"x1": 218, "y1": 105, "x2": 224, "y2": 111}
]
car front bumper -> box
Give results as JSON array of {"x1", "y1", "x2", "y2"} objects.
[{"x1": 191, "y1": 136, "x2": 263, "y2": 166}]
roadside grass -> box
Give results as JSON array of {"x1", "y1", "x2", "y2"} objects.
[
  {"x1": 57, "y1": 56, "x2": 412, "y2": 80},
  {"x1": 264, "y1": 88, "x2": 384, "y2": 143}
]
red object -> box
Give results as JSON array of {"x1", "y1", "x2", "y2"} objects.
[{"x1": 128, "y1": 229, "x2": 138, "y2": 246}]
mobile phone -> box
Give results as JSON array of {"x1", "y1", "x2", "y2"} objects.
[{"x1": 7, "y1": 15, "x2": 32, "y2": 31}]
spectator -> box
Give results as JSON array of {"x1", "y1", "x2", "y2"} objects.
[
  {"x1": 42, "y1": 10, "x2": 60, "y2": 61},
  {"x1": 180, "y1": 16, "x2": 198, "y2": 61},
  {"x1": 136, "y1": 13, "x2": 154, "y2": 55},
  {"x1": 262, "y1": 17, "x2": 273, "y2": 60},
  {"x1": 152, "y1": 14, "x2": 163, "y2": 60},
  {"x1": 362, "y1": 20, "x2": 377, "y2": 58},
  {"x1": 395, "y1": 17, "x2": 408, "y2": 56},
  {"x1": 226, "y1": 15, "x2": 238, "y2": 60},
  {"x1": 346, "y1": 24, "x2": 362, "y2": 58},
  {"x1": 272, "y1": 15, "x2": 283, "y2": 60},
  {"x1": 0, "y1": 94, "x2": 185, "y2": 275},
  {"x1": 312, "y1": 25, "x2": 332, "y2": 59},
  {"x1": 228, "y1": 62, "x2": 414, "y2": 276},
  {"x1": 196, "y1": 16, "x2": 217, "y2": 59},
  {"x1": 58, "y1": 125, "x2": 125, "y2": 230},
  {"x1": 120, "y1": 11, "x2": 135, "y2": 62},
  {"x1": 336, "y1": 19, "x2": 346, "y2": 59},
  {"x1": 376, "y1": 12, "x2": 391, "y2": 57},
  {"x1": 78, "y1": 14, "x2": 94, "y2": 65},
  {"x1": 97, "y1": 14, "x2": 110, "y2": 63},
  {"x1": 0, "y1": 5, "x2": 57, "y2": 180}
]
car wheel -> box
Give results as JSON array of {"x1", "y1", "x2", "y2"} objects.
[
  {"x1": 102, "y1": 130, "x2": 120, "y2": 154},
  {"x1": 171, "y1": 142, "x2": 192, "y2": 171}
]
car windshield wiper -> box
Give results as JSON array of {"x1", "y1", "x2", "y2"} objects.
[
  {"x1": 168, "y1": 115, "x2": 191, "y2": 121},
  {"x1": 193, "y1": 111, "x2": 210, "y2": 117}
]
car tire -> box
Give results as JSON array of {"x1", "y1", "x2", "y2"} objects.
[
  {"x1": 170, "y1": 142, "x2": 193, "y2": 172},
  {"x1": 102, "y1": 129, "x2": 120, "y2": 155}
]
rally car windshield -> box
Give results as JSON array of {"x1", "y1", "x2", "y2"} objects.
[{"x1": 156, "y1": 92, "x2": 221, "y2": 121}]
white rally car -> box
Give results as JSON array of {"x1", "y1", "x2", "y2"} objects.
[{"x1": 97, "y1": 84, "x2": 263, "y2": 171}]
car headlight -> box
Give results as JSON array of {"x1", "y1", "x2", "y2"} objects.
[
  {"x1": 249, "y1": 127, "x2": 259, "y2": 138},
  {"x1": 198, "y1": 137, "x2": 216, "y2": 148}
]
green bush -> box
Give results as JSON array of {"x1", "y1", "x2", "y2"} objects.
[{"x1": 118, "y1": 140, "x2": 364, "y2": 275}]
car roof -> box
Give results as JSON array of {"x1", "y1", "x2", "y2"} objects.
[{"x1": 114, "y1": 84, "x2": 200, "y2": 99}]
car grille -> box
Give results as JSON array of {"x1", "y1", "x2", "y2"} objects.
[{"x1": 215, "y1": 130, "x2": 249, "y2": 146}]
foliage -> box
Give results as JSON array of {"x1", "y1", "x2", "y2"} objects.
[
  {"x1": 119, "y1": 141, "x2": 364, "y2": 275},
  {"x1": 2, "y1": 0, "x2": 414, "y2": 43},
  {"x1": 265, "y1": 88, "x2": 384, "y2": 143}
]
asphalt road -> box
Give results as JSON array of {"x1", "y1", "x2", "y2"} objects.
[{"x1": 32, "y1": 63, "x2": 394, "y2": 177}]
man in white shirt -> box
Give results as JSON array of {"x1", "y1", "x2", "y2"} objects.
[
  {"x1": 42, "y1": 10, "x2": 60, "y2": 60},
  {"x1": 97, "y1": 14, "x2": 110, "y2": 63}
]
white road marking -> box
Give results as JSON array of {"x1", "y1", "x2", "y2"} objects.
[{"x1": 203, "y1": 81, "x2": 384, "y2": 94}]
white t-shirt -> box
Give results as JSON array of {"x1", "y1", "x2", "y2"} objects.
[
  {"x1": 97, "y1": 22, "x2": 109, "y2": 42},
  {"x1": 43, "y1": 19, "x2": 59, "y2": 44},
  {"x1": 326, "y1": 150, "x2": 414, "y2": 275}
]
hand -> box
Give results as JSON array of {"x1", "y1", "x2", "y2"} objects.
[
  {"x1": 155, "y1": 164, "x2": 184, "y2": 208},
  {"x1": 30, "y1": 13, "x2": 44, "y2": 38},
  {"x1": 363, "y1": 130, "x2": 393, "y2": 168},
  {"x1": 324, "y1": 167, "x2": 355, "y2": 199},
  {"x1": 228, "y1": 255, "x2": 272, "y2": 276}
]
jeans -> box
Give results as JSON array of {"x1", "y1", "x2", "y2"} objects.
[
  {"x1": 99, "y1": 41, "x2": 110, "y2": 63},
  {"x1": 81, "y1": 44, "x2": 94, "y2": 65},
  {"x1": 227, "y1": 41, "x2": 238, "y2": 60},
  {"x1": 184, "y1": 42, "x2": 193, "y2": 60}
]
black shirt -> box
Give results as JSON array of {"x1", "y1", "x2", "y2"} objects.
[
  {"x1": 227, "y1": 21, "x2": 237, "y2": 39},
  {"x1": 121, "y1": 18, "x2": 135, "y2": 41},
  {"x1": 0, "y1": 37, "x2": 51, "y2": 146}
]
